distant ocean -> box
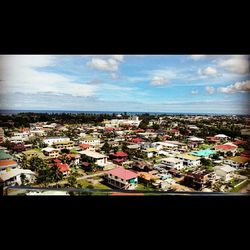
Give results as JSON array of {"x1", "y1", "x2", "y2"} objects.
[{"x1": 0, "y1": 109, "x2": 238, "y2": 116}]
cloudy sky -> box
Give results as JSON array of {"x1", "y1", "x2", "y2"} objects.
[{"x1": 0, "y1": 55, "x2": 249, "y2": 114}]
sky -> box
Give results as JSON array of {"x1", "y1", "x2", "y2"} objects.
[{"x1": 0, "y1": 55, "x2": 249, "y2": 114}]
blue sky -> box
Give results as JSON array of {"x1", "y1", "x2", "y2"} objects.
[{"x1": 0, "y1": 55, "x2": 249, "y2": 114}]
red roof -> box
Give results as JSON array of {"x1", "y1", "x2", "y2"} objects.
[
  {"x1": 234, "y1": 140, "x2": 247, "y2": 145},
  {"x1": 53, "y1": 159, "x2": 62, "y2": 164},
  {"x1": 113, "y1": 151, "x2": 128, "y2": 157},
  {"x1": 56, "y1": 163, "x2": 70, "y2": 172},
  {"x1": 215, "y1": 145, "x2": 237, "y2": 150},
  {"x1": 169, "y1": 129, "x2": 179, "y2": 133},
  {"x1": 133, "y1": 129, "x2": 145, "y2": 133},
  {"x1": 106, "y1": 167, "x2": 138, "y2": 180},
  {"x1": 113, "y1": 158, "x2": 124, "y2": 163},
  {"x1": 132, "y1": 137, "x2": 144, "y2": 143},
  {"x1": 0, "y1": 159, "x2": 17, "y2": 167},
  {"x1": 79, "y1": 144, "x2": 90, "y2": 149}
]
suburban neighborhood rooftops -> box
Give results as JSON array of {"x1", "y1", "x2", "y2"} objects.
[
  {"x1": 106, "y1": 166, "x2": 138, "y2": 180},
  {"x1": 53, "y1": 140, "x2": 73, "y2": 145}
]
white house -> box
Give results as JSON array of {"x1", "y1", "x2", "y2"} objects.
[
  {"x1": 0, "y1": 168, "x2": 36, "y2": 186},
  {"x1": 142, "y1": 148, "x2": 158, "y2": 158},
  {"x1": 43, "y1": 137, "x2": 70, "y2": 146},
  {"x1": 79, "y1": 150, "x2": 108, "y2": 166},
  {"x1": 42, "y1": 147, "x2": 59, "y2": 158},
  {"x1": 79, "y1": 136, "x2": 100, "y2": 146},
  {"x1": 176, "y1": 154, "x2": 200, "y2": 167},
  {"x1": 224, "y1": 156, "x2": 249, "y2": 169},
  {"x1": 214, "y1": 134, "x2": 229, "y2": 141},
  {"x1": 214, "y1": 165, "x2": 236, "y2": 181},
  {"x1": 161, "y1": 157, "x2": 184, "y2": 170}
]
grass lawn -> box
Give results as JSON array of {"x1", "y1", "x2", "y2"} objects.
[
  {"x1": 136, "y1": 183, "x2": 155, "y2": 191},
  {"x1": 77, "y1": 179, "x2": 111, "y2": 190}
]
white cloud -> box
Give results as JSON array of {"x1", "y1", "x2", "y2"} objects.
[
  {"x1": 217, "y1": 55, "x2": 249, "y2": 74},
  {"x1": 110, "y1": 55, "x2": 124, "y2": 62},
  {"x1": 191, "y1": 90, "x2": 198, "y2": 95},
  {"x1": 0, "y1": 55, "x2": 97, "y2": 97},
  {"x1": 218, "y1": 80, "x2": 250, "y2": 94},
  {"x1": 205, "y1": 86, "x2": 215, "y2": 94},
  {"x1": 190, "y1": 55, "x2": 207, "y2": 60},
  {"x1": 198, "y1": 66, "x2": 218, "y2": 76},
  {"x1": 87, "y1": 55, "x2": 124, "y2": 72},
  {"x1": 150, "y1": 75, "x2": 169, "y2": 86}
]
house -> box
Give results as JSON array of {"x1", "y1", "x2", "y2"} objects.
[
  {"x1": 66, "y1": 153, "x2": 80, "y2": 165},
  {"x1": 22, "y1": 149, "x2": 46, "y2": 159},
  {"x1": 214, "y1": 144, "x2": 238, "y2": 155},
  {"x1": 138, "y1": 172, "x2": 158, "y2": 185},
  {"x1": 79, "y1": 136, "x2": 100, "y2": 146},
  {"x1": 0, "y1": 168, "x2": 36, "y2": 186},
  {"x1": 131, "y1": 160, "x2": 153, "y2": 171},
  {"x1": 79, "y1": 150, "x2": 108, "y2": 167},
  {"x1": 224, "y1": 156, "x2": 249, "y2": 168},
  {"x1": 241, "y1": 150, "x2": 250, "y2": 158},
  {"x1": 187, "y1": 136, "x2": 204, "y2": 148},
  {"x1": 106, "y1": 166, "x2": 138, "y2": 189},
  {"x1": 160, "y1": 157, "x2": 184, "y2": 170},
  {"x1": 0, "y1": 159, "x2": 19, "y2": 172},
  {"x1": 43, "y1": 137, "x2": 70, "y2": 146},
  {"x1": 79, "y1": 143, "x2": 95, "y2": 151},
  {"x1": 183, "y1": 170, "x2": 211, "y2": 190},
  {"x1": 214, "y1": 165, "x2": 236, "y2": 181},
  {"x1": 52, "y1": 140, "x2": 74, "y2": 150},
  {"x1": 176, "y1": 154, "x2": 200, "y2": 167},
  {"x1": 55, "y1": 162, "x2": 70, "y2": 176},
  {"x1": 111, "y1": 151, "x2": 128, "y2": 165},
  {"x1": 214, "y1": 134, "x2": 229, "y2": 141},
  {"x1": 42, "y1": 147, "x2": 59, "y2": 158},
  {"x1": 142, "y1": 148, "x2": 159, "y2": 158},
  {"x1": 131, "y1": 137, "x2": 144, "y2": 144}
]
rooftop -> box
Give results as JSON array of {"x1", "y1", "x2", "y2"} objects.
[
  {"x1": 161, "y1": 157, "x2": 183, "y2": 163},
  {"x1": 106, "y1": 166, "x2": 137, "y2": 180},
  {"x1": 79, "y1": 150, "x2": 107, "y2": 159},
  {"x1": 0, "y1": 159, "x2": 17, "y2": 167},
  {"x1": 176, "y1": 154, "x2": 200, "y2": 161}
]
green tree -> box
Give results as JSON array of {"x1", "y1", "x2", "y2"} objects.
[
  {"x1": 29, "y1": 156, "x2": 47, "y2": 172},
  {"x1": 20, "y1": 173, "x2": 28, "y2": 185},
  {"x1": 101, "y1": 141, "x2": 111, "y2": 154}
]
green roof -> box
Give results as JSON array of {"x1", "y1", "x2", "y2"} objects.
[{"x1": 0, "y1": 150, "x2": 12, "y2": 160}]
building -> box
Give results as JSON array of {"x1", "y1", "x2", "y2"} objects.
[
  {"x1": 111, "y1": 151, "x2": 128, "y2": 165},
  {"x1": 214, "y1": 144, "x2": 238, "y2": 155},
  {"x1": 142, "y1": 148, "x2": 158, "y2": 158},
  {"x1": 52, "y1": 140, "x2": 74, "y2": 150},
  {"x1": 224, "y1": 156, "x2": 249, "y2": 168},
  {"x1": 43, "y1": 137, "x2": 70, "y2": 146},
  {"x1": 0, "y1": 168, "x2": 36, "y2": 186},
  {"x1": 55, "y1": 163, "x2": 70, "y2": 176},
  {"x1": 106, "y1": 166, "x2": 138, "y2": 189},
  {"x1": 214, "y1": 134, "x2": 229, "y2": 141},
  {"x1": 103, "y1": 116, "x2": 141, "y2": 128},
  {"x1": 22, "y1": 149, "x2": 46, "y2": 159},
  {"x1": 79, "y1": 150, "x2": 108, "y2": 166},
  {"x1": 214, "y1": 165, "x2": 236, "y2": 181},
  {"x1": 79, "y1": 136, "x2": 100, "y2": 146},
  {"x1": 176, "y1": 154, "x2": 200, "y2": 167},
  {"x1": 0, "y1": 159, "x2": 18, "y2": 172},
  {"x1": 160, "y1": 157, "x2": 184, "y2": 170},
  {"x1": 42, "y1": 147, "x2": 60, "y2": 158}
]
